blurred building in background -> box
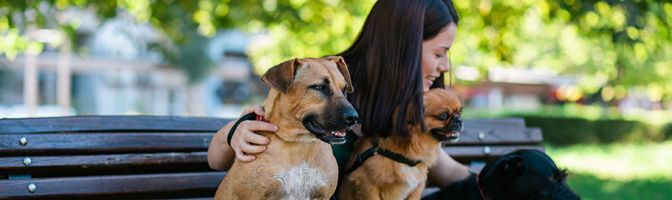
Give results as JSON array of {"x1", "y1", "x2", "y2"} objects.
[
  {"x1": 453, "y1": 65, "x2": 669, "y2": 114},
  {"x1": 454, "y1": 66, "x2": 577, "y2": 112},
  {"x1": 0, "y1": 10, "x2": 265, "y2": 118}
]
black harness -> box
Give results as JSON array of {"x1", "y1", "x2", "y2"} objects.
[{"x1": 345, "y1": 136, "x2": 422, "y2": 174}]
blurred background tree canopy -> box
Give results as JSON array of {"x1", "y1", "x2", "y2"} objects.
[{"x1": 1, "y1": 0, "x2": 670, "y2": 97}]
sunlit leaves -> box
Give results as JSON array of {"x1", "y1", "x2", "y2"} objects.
[
  {"x1": 0, "y1": 30, "x2": 29, "y2": 60},
  {"x1": 0, "y1": 0, "x2": 669, "y2": 99},
  {"x1": 119, "y1": 0, "x2": 151, "y2": 23},
  {"x1": 454, "y1": 0, "x2": 671, "y2": 100}
]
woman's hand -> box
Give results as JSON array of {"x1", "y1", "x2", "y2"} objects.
[
  {"x1": 228, "y1": 106, "x2": 277, "y2": 161},
  {"x1": 207, "y1": 105, "x2": 277, "y2": 170}
]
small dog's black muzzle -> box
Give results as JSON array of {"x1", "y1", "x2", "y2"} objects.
[{"x1": 448, "y1": 116, "x2": 463, "y2": 133}]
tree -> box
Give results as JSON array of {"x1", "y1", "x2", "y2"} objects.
[
  {"x1": 452, "y1": 0, "x2": 671, "y2": 101},
  {"x1": 1, "y1": 0, "x2": 670, "y2": 100},
  {"x1": 0, "y1": 0, "x2": 373, "y2": 83}
]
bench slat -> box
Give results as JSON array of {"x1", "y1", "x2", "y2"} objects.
[
  {"x1": 444, "y1": 127, "x2": 542, "y2": 145},
  {"x1": 1, "y1": 128, "x2": 541, "y2": 155},
  {"x1": 444, "y1": 145, "x2": 545, "y2": 158},
  {"x1": 462, "y1": 118, "x2": 526, "y2": 130},
  {"x1": 0, "y1": 116, "x2": 523, "y2": 134},
  {"x1": 0, "y1": 172, "x2": 225, "y2": 198},
  {"x1": 0, "y1": 116, "x2": 230, "y2": 134},
  {"x1": 0, "y1": 152, "x2": 208, "y2": 172},
  {"x1": 0, "y1": 133, "x2": 212, "y2": 155}
]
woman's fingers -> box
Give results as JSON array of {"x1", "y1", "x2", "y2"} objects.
[
  {"x1": 239, "y1": 142, "x2": 267, "y2": 154},
  {"x1": 244, "y1": 129, "x2": 272, "y2": 145},
  {"x1": 235, "y1": 149, "x2": 256, "y2": 162},
  {"x1": 229, "y1": 105, "x2": 274, "y2": 162},
  {"x1": 241, "y1": 121, "x2": 277, "y2": 136},
  {"x1": 229, "y1": 120, "x2": 275, "y2": 162}
]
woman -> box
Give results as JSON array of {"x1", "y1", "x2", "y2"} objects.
[{"x1": 207, "y1": 0, "x2": 472, "y2": 197}]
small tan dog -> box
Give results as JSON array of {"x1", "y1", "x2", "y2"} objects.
[
  {"x1": 338, "y1": 88, "x2": 463, "y2": 200},
  {"x1": 215, "y1": 56, "x2": 358, "y2": 200}
]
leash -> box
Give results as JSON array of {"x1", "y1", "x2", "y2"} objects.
[
  {"x1": 227, "y1": 112, "x2": 268, "y2": 147},
  {"x1": 345, "y1": 136, "x2": 422, "y2": 174}
]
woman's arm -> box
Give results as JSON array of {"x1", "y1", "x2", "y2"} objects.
[
  {"x1": 427, "y1": 149, "x2": 472, "y2": 187},
  {"x1": 207, "y1": 121, "x2": 236, "y2": 170},
  {"x1": 207, "y1": 106, "x2": 277, "y2": 170}
]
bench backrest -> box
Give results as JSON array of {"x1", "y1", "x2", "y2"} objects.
[
  {"x1": 0, "y1": 116, "x2": 542, "y2": 199},
  {"x1": 445, "y1": 118, "x2": 544, "y2": 170},
  {"x1": 0, "y1": 116, "x2": 229, "y2": 199}
]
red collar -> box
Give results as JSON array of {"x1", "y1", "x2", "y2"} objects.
[
  {"x1": 255, "y1": 114, "x2": 269, "y2": 122},
  {"x1": 476, "y1": 173, "x2": 490, "y2": 200}
]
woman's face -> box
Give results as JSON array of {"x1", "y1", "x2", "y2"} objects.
[{"x1": 422, "y1": 23, "x2": 457, "y2": 92}]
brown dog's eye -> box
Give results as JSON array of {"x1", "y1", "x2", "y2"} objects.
[
  {"x1": 309, "y1": 85, "x2": 327, "y2": 91},
  {"x1": 437, "y1": 112, "x2": 450, "y2": 121},
  {"x1": 309, "y1": 84, "x2": 331, "y2": 96}
]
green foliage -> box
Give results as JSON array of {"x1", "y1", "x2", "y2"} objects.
[
  {"x1": 663, "y1": 123, "x2": 672, "y2": 140},
  {"x1": 517, "y1": 115, "x2": 660, "y2": 145},
  {"x1": 464, "y1": 104, "x2": 672, "y2": 145},
  {"x1": 547, "y1": 142, "x2": 672, "y2": 199},
  {"x1": 1, "y1": 0, "x2": 671, "y2": 93},
  {"x1": 594, "y1": 119, "x2": 660, "y2": 142},
  {"x1": 567, "y1": 173, "x2": 672, "y2": 200},
  {"x1": 548, "y1": 142, "x2": 672, "y2": 181},
  {"x1": 523, "y1": 116, "x2": 597, "y2": 145},
  {"x1": 0, "y1": 0, "x2": 373, "y2": 82},
  {"x1": 453, "y1": 0, "x2": 672, "y2": 98}
]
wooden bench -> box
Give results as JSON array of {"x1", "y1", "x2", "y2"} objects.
[
  {"x1": 0, "y1": 116, "x2": 542, "y2": 199},
  {"x1": 445, "y1": 118, "x2": 544, "y2": 171}
]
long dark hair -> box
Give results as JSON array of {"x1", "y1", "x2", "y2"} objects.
[{"x1": 339, "y1": 0, "x2": 459, "y2": 138}]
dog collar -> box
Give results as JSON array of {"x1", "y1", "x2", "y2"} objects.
[
  {"x1": 345, "y1": 136, "x2": 422, "y2": 174},
  {"x1": 227, "y1": 112, "x2": 269, "y2": 147},
  {"x1": 475, "y1": 173, "x2": 490, "y2": 200},
  {"x1": 375, "y1": 139, "x2": 421, "y2": 167},
  {"x1": 255, "y1": 114, "x2": 268, "y2": 122}
]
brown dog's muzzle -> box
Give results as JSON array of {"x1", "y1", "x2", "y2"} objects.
[
  {"x1": 302, "y1": 100, "x2": 358, "y2": 145},
  {"x1": 430, "y1": 115, "x2": 463, "y2": 142}
]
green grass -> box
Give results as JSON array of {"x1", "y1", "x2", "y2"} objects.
[
  {"x1": 547, "y1": 142, "x2": 672, "y2": 199},
  {"x1": 547, "y1": 142, "x2": 672, "y2": 180},
  {"x1": 567, "y1": 173, "x2": 672, "y2": 200}
]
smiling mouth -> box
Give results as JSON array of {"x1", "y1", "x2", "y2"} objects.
[
  {"x1": 425, "y1": 75, "x2": 438, "y2": 82},
  {"x1": 302, "y1": 117, "x2": 349, "y2": 144},
  {"x1": 430, "y1": 128, "x2": 460, "y2": 142}
]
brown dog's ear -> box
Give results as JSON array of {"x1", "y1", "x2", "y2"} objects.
[
  {"x1": 326, "y1": 56, "x2": 354, "y2": 93},
  {"x1": 262, "y1": 58, "x2": 301, "y2": 93}
]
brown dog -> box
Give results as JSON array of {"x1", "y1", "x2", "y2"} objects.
[
  {"x1": 215, "y1": 57, "x2": 358, "y2": 200},
  {"x1": 338, "y1": 88, "x2": 463, "y2": 200}
]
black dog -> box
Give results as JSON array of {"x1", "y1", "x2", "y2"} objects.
[{"x1": 423, "y1": 149, "x2": 580, "y2": 200}]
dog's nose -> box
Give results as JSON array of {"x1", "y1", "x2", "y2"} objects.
[
  {"x1": 343, "y1": 110, "x2": 359, "y2": 125},
  {"x1": 450, "y1": 116, "x2": 463, "y2": 132}
]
